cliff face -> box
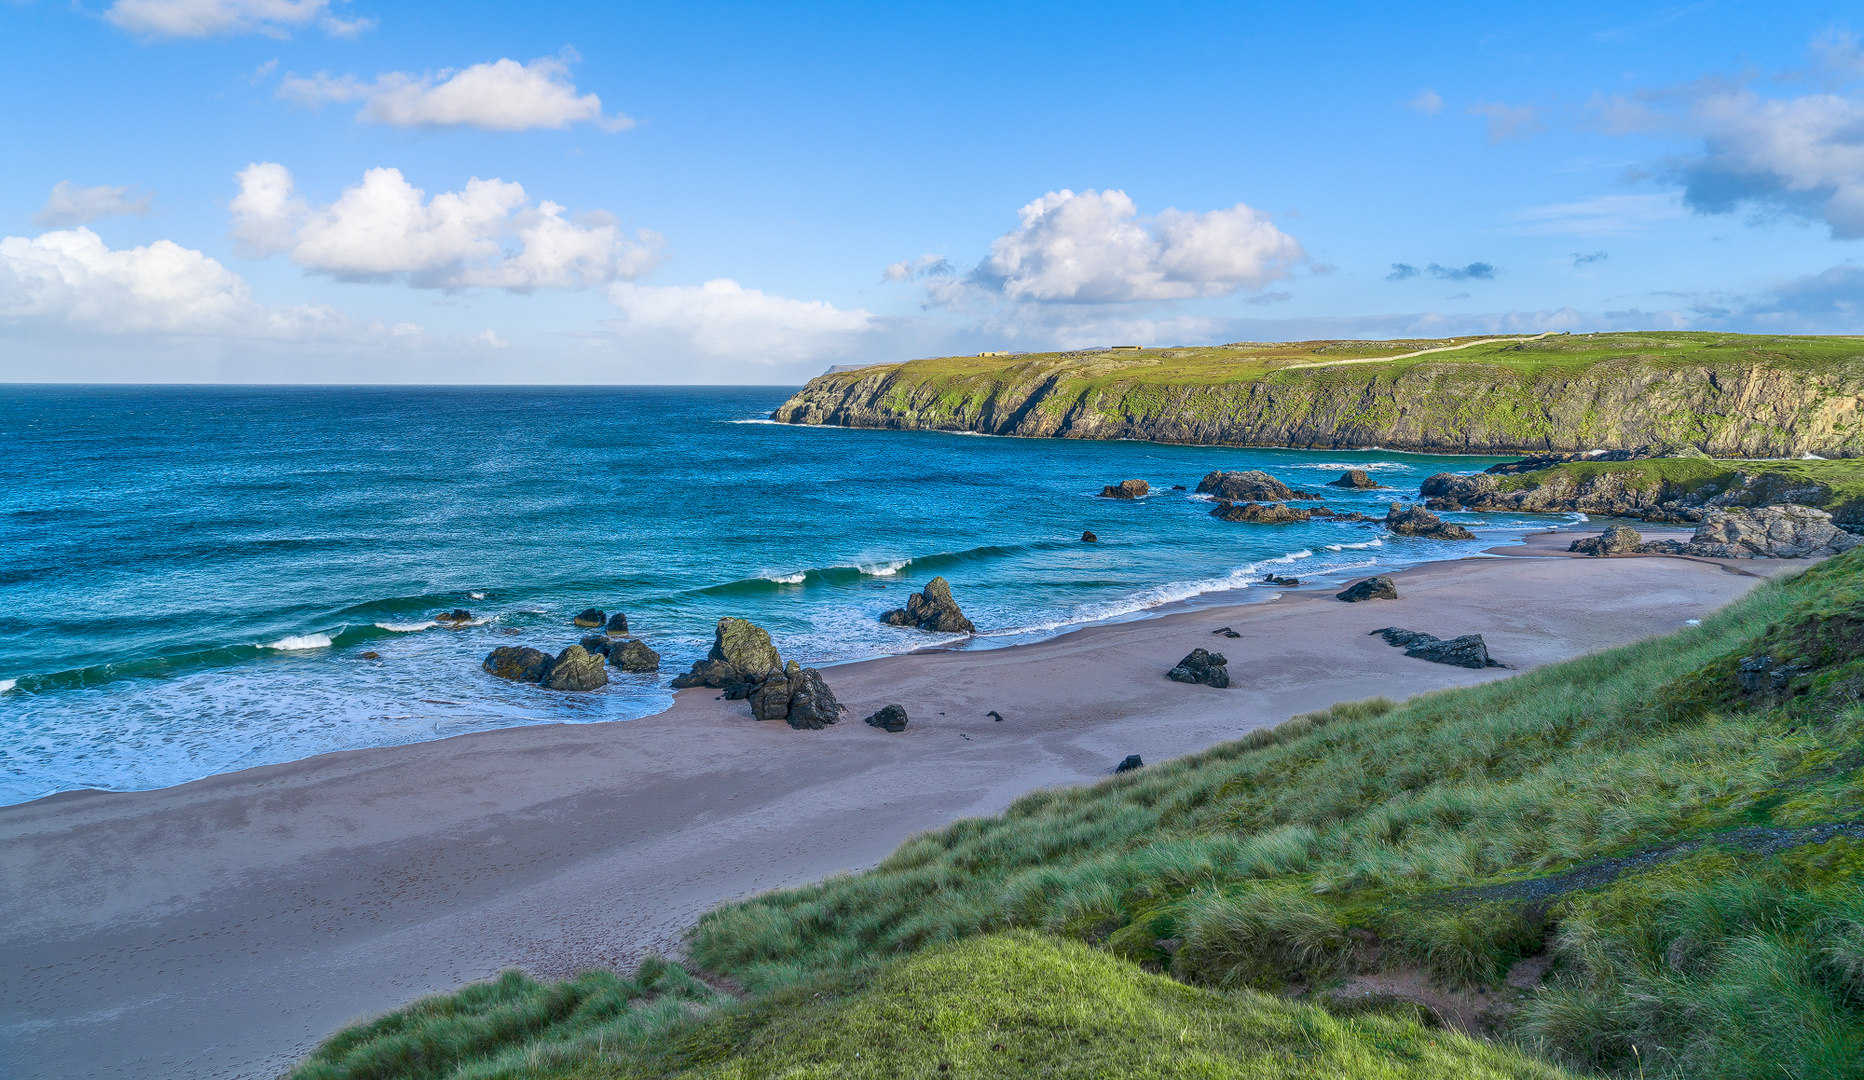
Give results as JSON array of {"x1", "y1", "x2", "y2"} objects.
[{"x1": 771, "y1": 351, "x2": 1864, "y2": 457}]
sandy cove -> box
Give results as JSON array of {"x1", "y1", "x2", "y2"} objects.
[{"x1": 0, "y1": 536, "x2": 1798, "y2": 1079}]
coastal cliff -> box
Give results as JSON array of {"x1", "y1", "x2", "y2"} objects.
[{"x1": 772, "y1": 332, "x2": 1864, "y2": 457}]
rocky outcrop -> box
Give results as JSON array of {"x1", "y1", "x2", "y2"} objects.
[
  {"x1": 864, "y1": 704, "x2": 909, "y2": 732},
  {"x1": 1385, "y1": 504, "x2": 1475, "y2": 540},
  {"x1": 746, "y1": 661, "x2": 844, "y2": 729},
  {"x1": 1569, "y1": 525, "x2": 1643, "y2": 556},
  {"x1": 1373, "y1": 627, "x2": 1502, "y2": 669},
  {"x1": 1636, "y1": 505, "x2": 1863, "y2": 559},
  {"x1": 543, "y1": 645, "x2": 609, "y2": 691},
  {"x1": 608, "y1": 639, "x2": 661, "y2": 672},
  {"x1": 606, "y1": 612, "x2": 630, "y2": 633},
  {"x1": 767, "y1": 341, "x2": 1864, "y2": 456},
  {"x1": 881, "y1": 576, "x2": 976, "y2": 633},
  {"x1": 1328, "y1": 469, "x2": 1383, "y2": 489},
  {"x1": 1167, "y1": 648, "x2": 1230, "y2": 688},
  {"x1": 1100, "y1": 479, "x2": 1149, "y2": 499},
  {"x1": 1082, "y1": 531, "x2": 1098, "y2": 543},
  {"x1": 1485, "y1": 443, "x2": 1711, "y2": 475},
  {"x1": 1197, "y1": 470, "x2": 1298, "y2": 501},
  {"x1": 573, "y1": 608, "x2": 606, "y2": 628},
  {"x1": 1420, "y1": 462, "x2": 1860, "y2": 525},
  {"x1": 436, "y1": 609, "x2": 473, "y2": 625},
  {"x1": 483, "y1": 646, "x2": 553, "y2": 682},
  {"x1": 1211, "y1": 501, "x2": 1310, "y2": 523},
  {"x1": 671, "y1": 617, "x2": 784, "y2": 696},
  {"x1": 1337, "y1": 576, "x2": 1399, "y2": 602}
]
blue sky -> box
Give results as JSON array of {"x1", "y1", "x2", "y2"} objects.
[{"x1": 3, "y1": 0, "x2": 1864, "y2": 383}]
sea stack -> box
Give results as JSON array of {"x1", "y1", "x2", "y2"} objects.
[{"x1": 670, "y1": 617, "x2": 784, "y2": 697}]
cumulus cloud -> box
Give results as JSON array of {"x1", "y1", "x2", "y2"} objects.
[
  {"x1": 1745, "y1": 261, "x2": 1864, "y2": 323},
  {"x1": 278, "y1": 54, "x2": 629, "y2": 132},
  {"x1": 230, "y1": 162, "x2": 665, "y2": 289},
  {"x1": 952, "y1": 188, "x2": 1303, "y2": 304},
  {"x1": 1408, "y1": 89, "x2": 1444, "y2": 115},
  {"x1": 1467, "y1": 102, "x2": 1544, "y2": 142},
  {"x1": 605, "y1": 279, "x2": 877, "y2": 362},
  {"x1": 33, "y1": 181, "x2": 153, "y2": 227},
  {"x1": 105, "y1": 0, "x2": 372, "y2": 39}
]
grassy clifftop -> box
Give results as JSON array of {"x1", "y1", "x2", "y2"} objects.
[
  {"x1": 292, "y1": 550, "x2": 1864, "y2": 1080},
  {"x1": 771, "y1": 332, "x2": 1864, "y2": 456}
]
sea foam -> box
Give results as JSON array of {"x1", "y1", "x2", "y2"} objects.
[
  {"x1": 375, "y1": 621, "x2": 434, "y2": 633},
  {"x1": 263, "y1": 634, "x2": 334, "y2": 651},
  {"x1": 0, "y1": 679, "x2": 15, "y2": 693}
]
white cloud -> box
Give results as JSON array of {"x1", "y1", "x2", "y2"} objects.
[
  {"x1": 880, "y1": 253, "x2": 952, "y2": 283},
  {"x1": 1408, "y1": 89, "x2": 1444, "y2": 115},
  {"x1": 279, "y1": 55, "x2": 629, "y2": 132},
  {"x1": 1467, "y1": 102, "x2": 1544, "y2": 143},
  {"x1": 1499, "y1": 193, "x2": 1686, "y2": 236},
  {"x1": 0, "y1": 227, "x2": 348, "y2": 337},
  {"x1": 231, "y1": 162, "x2": 665, "y2": 289},
  {"x1": 33, "y1": 182, "x2": 153, "y2": 227},
  {"x1": 961, "y1": 188, "x2": 1304, "y2": 304},
  {"x1": 606, "y1": 279, "x2": 876, "y2": 362},
  {"x1": 104, "y1": 0, "x2": 371, "y2": 39}
]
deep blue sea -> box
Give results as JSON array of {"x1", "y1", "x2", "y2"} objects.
[{"x1": 0, "y1": 385, "x2": 1573, "y2": 806}]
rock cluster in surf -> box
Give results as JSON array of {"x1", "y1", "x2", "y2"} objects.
[
  {"x1": 1384, "y1": 503, "x2": 1475, "y2": 541},
  {"x1": 1328, "y1": 469, "x2": 1384, "y2": 489},
  {"x1": 1210, "y1": 501, "x2": 1310, "y2": 524},
  {"x1": 1100, "y1": 479, "x2": 1149, "y2": 499},
  {"x1": 882, "y1": 577, "x2": 976, "y2": 634},
  {"x1": 671, "y1": 617, "x2": 846, "y2": 729},
  {"x1": 1197, "y1": 469, "x2": 1306, "y2": 502},
  {"x1": 481, "y1": 604, "x2": 660, "y2": 690}
]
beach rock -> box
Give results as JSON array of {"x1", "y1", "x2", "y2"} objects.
[
  {"x1": 1263, "y1": 574, "x2": 1300, "y2": 586},
  {"x1": 1210, "y1": 500, "x2": 1310, "y2": 524},
  {"x1": 1370, "y1": 627, "x2": 1501, "y2": 669},
  {"x1": 483, "y1": 645, "x2": 553, "y2": 683},
  {"x1": 1569, "y1": 525, "x2": 1644, "y2": 556},
  {"x1": 543, "y1": 645, "x2": 609, "y2": 691},
  {"x1": 881, "y1": 576, "x2": 976, "y2": 633},
  {"x1": 671, "y1": 617, "x2": 784, "y2": 692},
  {"x1": 748, "y1": 664, "x2": 795, "y2": 722},
  {"x1": 1328, "y1": 469, "x2": 1383, "y2": 489},
  {"x1": 1114, "y1": 754, "x2": 1144, "y2": 773},
  {"x1": 1082, "y1": 531, "x2": 1098, "y2": 542},
  {"x1": 1337, "y1": 576, "x2": 1399, "y2": 602},
  {"x1": 573, "y1": 608, "x2": 607, "y2": 628},
  {"x1": 436, "y1": 609, "x2": 473, "y2": 625},
  {"x1": 1100, "y1": 479, "x2": 1150, "y2": 499},
  {"x1": 579, "y1": 634, "x2": 614, "y2": 656},
  {"x1": 1197, "y1": 469, "x2": 1297, "y2": 502},
  {"x1": 785, "y1": 665, "x2": 843, "y2": 729},
  {"x1": 606, "y1": 612, "x2": 630, "y2": 633},
  {"x1": 864, "y1": 704, "x2": 909, "y2": 733},
  {"x1": 608, "y1": 639, "x2": 661, "y2": 673},
  {"x1": 1167, "y1": 648, "x2": 1230, "y2": 688},
  {"x1": 1636, "y1": 505, "x2": 1863, "y2": 559},
  {"x1": 1384, "y1": 503, "x2": 1476, "y2": 540}
]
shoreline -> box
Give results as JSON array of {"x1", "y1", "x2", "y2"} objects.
[{"x1": 0, "y1": 538, "x2": 1808, "y2": 1079}]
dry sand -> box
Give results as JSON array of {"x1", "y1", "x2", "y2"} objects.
[{"x1": 0, "y1": 539, "x2": 1792, "y2": 1079}]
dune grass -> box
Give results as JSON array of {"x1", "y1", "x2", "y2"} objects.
[{"x1": 291, "y1": 550, "x2": 1864, "y2": 1080}]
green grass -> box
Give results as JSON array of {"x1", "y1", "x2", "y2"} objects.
[{"x1": 291, "y1": 550, "x2": 1864, "y2": 1080}]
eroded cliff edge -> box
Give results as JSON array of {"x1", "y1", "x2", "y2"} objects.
[{"x1": 771, "y1": 333, "x2": 1864, "y2": 457}]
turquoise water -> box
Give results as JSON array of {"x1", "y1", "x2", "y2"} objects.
[{"x1": 0, "y1": 386, "x2": 1567, "y2": 805}]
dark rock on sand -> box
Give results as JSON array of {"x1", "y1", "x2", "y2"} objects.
[
  {"x1": 1370, "y1": 627, "x2": 1501, "y2": 669},
  {"x1": 743, "y1": 660, "x2": 843, "y2": 728},
  {"x1": 1197, "y1": 469, "x2": 1297, "y2": 502},
  {"x1": 543, "y1": 644, "x2": 609, "y2": 691},
  {"x1": 1167, "y1": 648, "x2": 1230, "y2": 688},
  {"x1": 1337, "y1": 576, "x2": 1399, "y2": 602},
  {"x1": 1114, "y1": 754, "x2": 1144, "y2": 773},
  {"x1": 748, "y1": 664, "x2": 795, "y2": 722},
  {"x1": 864, "y1": 704, "x2": 909, "y2": 732},
  {"x1": 608, "y1": 639, "x2": 660, "y2": 673},
  {"x1": 1082, "y1": 531, "x2": 1098, "y2": 543},
  {"x1": 1100, "y1": 479, "x2": 1150, "y2": 499},
  {"x1": 605, "y1": 612, "x2": 630, "y2": 633},
  {"x1": 1211, "y1": 500, "x2": 1310, "y2": 524},
  {"x1": 1385, "y1": 503, "x2": 1475, "y2": 540},
  {"x1": 436, "y1": 609, "x2": 473, "y2": 625},
  {"x1": 1327, "y1": 469, "x2": 1383, "y2": 489},
  {"x1": 573, "y1": 608, "x2": 607, "y2": 628},
  {"x1": 1263, "y1": 574, "x2": 1300, "y2": 586},
  {"x1": 881, "y1": 576, "x2": 976, "y2": 633},
  {"x1": 483, "y1": 645, "x2": 553, "y2": 683},
  {"x1": 1569, "y1": 524, "x2": 1644, "y2": 556},
  {"x1": 671, "y1": 617, "x2": 784, "y2": 692},
  {"x1": 579, "y1": 634, "x2": 613, "y2": 656},
  {"x1": 988, "y1": 710, "x2": 1004, "y2": 721},
  {"x1": 1634, "y1": 505, "x2": 1863, "y2": 559}
]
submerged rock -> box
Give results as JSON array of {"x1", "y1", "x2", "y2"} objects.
[
  {"x1": 1082, "y1": 530, "x2": 1098, "y2": 543},
  {"x1": 1327, "y1": 469, "x2": 1383, "y2": 489},
  {"x1": 881, "y1": 576, "x2": 976, "y2": 633},
  {"x1": 483, "y1": 645, "x2": 553, "y2": 683},
  {"x1": 1385, "y1": 503, "x2": 1476, "y2": 540},
  {"x1": 1636, "y1": 505, "x2": 1863, "y2": 559},
  {"x1": 608, "y1": 639, "x2": 660, "y2": 673},
  {"x1": 1337, "y1": 576, "x2": 1399, "y2": 602},
  {"x1": 436, "y1": 609, "x2": 473, "y2": 625},
  {"x1": 579, "y1": 634, "x2": 614, "y2": 656},
  {"x1": 573, "y1": 608, "x2": 607, "y2": 628},
  {"x1": 606, "y1": 612, "x2": 630, "y2": 633},
  {"x1": 1197, "y1": 469, "x2": 1297, "y2": 502},
  {"x1": 671, "y1": 617, "x2": 784, "y2": 692},
  {"x1": 1167, "y1": 648, "x2": 1230, "y2": 688},
  {"x1": 1100, "y1": 479, "x2": 1150, "y2": 499},
  {"x1": 864, "y1": 703, "x2": 909, "y2": 733},
  {"x1": 1211, "y1": 500, "x2": 1310, "y2": 524},
  {"x1": 1114, "y1": 754, "x2": 1144, "y2": 773},
  {"x1": 1569, "y1": 524, "x2": 1644, "y2": 556},
  {"x1": 1370, "y1": 627, "x2": 1502, "y2": 669},
  {"x1": 543, "y1": 644, "x2": 609, "y2": 691}
]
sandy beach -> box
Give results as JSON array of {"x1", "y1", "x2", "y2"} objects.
[{"x1": 0, "y1": 537, "x2": 1795, "y2": 1079}]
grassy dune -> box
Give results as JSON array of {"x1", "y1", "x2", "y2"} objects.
[{"x1": 292, "y1": 552, "x2": 1864, "y2": 1079}]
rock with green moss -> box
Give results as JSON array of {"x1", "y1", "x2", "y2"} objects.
[
  {"x1": 1639, "y1": 505, "x2": 1863, "y2": 559},
  {"x1": 671, "y1": 617, "x2": 783, "y2": 694},
  {"x1": 1384, "y1": 503, "x2": 1475, "y2": 540},
  {"x1": 1211, "y1": 501, "x2": 1310, "y2": 524},
  {"x1": 881, "y1": 576, "x2": 976, "y2": 633},
  {"x1": 607, "y1": 638, "x2": 660, "y2": 673},
  {"x1": 542, "y1": 644, "x2": 608, "y2": 691},
  {"x1": 1197, "y1": 469, "x2": 1297, "y2": 501},
  {"x1": 1569, "y1": 524, "x2": 1644, "y2": 556}
]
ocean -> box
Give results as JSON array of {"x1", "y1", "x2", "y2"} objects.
[{"x1": 0, "y1": 385, "x2": 1570, "y2": 806}]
